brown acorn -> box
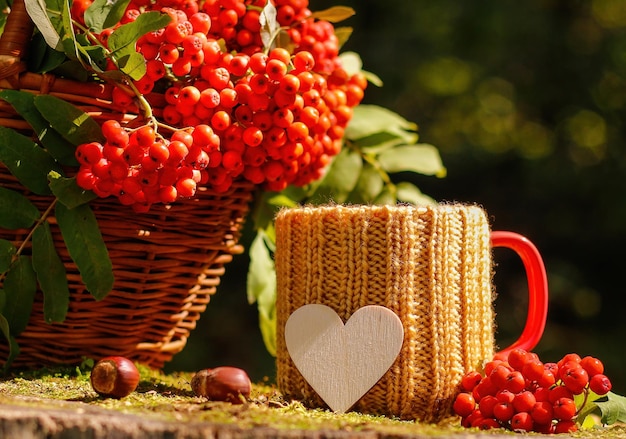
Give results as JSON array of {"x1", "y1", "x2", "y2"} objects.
[
  {"x1": 90, "y1": 356, "x2": 140, "y2": 399},
  {"x1": 190, "y1": 366, "x2": 251, "y2": 403}
]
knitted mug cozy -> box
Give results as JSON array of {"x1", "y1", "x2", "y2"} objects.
[{"x1": 275, "y1": 203, "x2": 496, "y2": 422}]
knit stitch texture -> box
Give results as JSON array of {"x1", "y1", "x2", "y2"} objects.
[{"x1": 275, "y1": 204, "x2": 495, "y2": 422}]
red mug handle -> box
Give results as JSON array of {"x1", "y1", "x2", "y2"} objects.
[{"x1": 490, "y1": 231, "x2": 548, "y2": 355}]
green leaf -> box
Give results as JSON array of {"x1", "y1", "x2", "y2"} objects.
[
  {"x1": 259, "y1": 0, "x2": 279, "y2": 51},
  {"x1": 55, "y1": 203, "x2": 114, "y2": 300},
  {"x1": 60, "y1": 0, "x2": 81, "y2": 61},
  {"x1": 311, "y1": 6, "x2": 355, "y2": 22},
  {"x1": 0, "y1": 127, "x2": 63, "y2": 195},
  {"x1": 85, "y1": 0, "x2": 132, "y2": 33},
  {"x1": 309, "y1": 148, "x2": 362, "y2": 204},
  {"x1": 373, "y1": 187, "x2": 396, "y2": 205},
  {"x1": 24, "y1": 0, "x2": 62, "y2": 50},
  {"x1": 34, "y1": 94, "x2": 105, "y2": 146},
  {"x1": 334, "y1": 26, "x2": 353, "y2": 48},
  {"x1": 0, "y1": 90, "x2": 78, "y2": 166},
  {"x1": 339, "y1": 51, "x2": 362, "y2": 77},
  {"x1": 116, "y1": 51, "x2": 147, "y2": 81},
  {"x1": 0, "y1": 240, "x2": 16, "y2": 273},
  {"x1": 48, "y1": 172, "x2": 97, "y2": 209},
  {"x1": 345, "y1": 105, "x2": 417, "y2": 140},
  {"x1": 595, "y1": 392, "x2": 626, "y2": 425},
  {"x1": 354, "y1": 132, "x2": 412, "y2": 154},
  {"x1": 75, "y1": 38, "x2": 109, "y2": 73},
  {"x1": 247, "y1": 230, "x2": 277, "y2": 357},
  {"x1": 362, "y1": 69, "x2": 384, "y2": 87},
  {"x1": 377, "y1": 144, "x2": 447, "y2": 177},
  {"x1": 27, "y1": 32, "x2": 68, "y2": 74},
  {"x1": 0, "y1": 187, "x2": 40, "y2": 229},
  {"x1": 51, "y1": 60, "x2": 92, "y2": 82},
  {"x1": 32, "y1": 222, "x2": 69, "y2": 323},
  {"x1": 108, "y1": 11, "x2": 171, "y2": 71},
  {"x1": 395, "y1": 181, "x2": 436, "y2": 205},
  {"x1": 0, "y1": 313, "x2": 19, "y2": 373},
  {"x1": 352, "y1": 162, "x2": 384, "y2": 203},
  {"x1": 3, "y1": 255, "x2": 37, "y2": 335}
]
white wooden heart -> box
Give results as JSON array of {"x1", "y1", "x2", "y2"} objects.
[{"x1": 284, "y1": 304, "x2": 404, "y2": 413}]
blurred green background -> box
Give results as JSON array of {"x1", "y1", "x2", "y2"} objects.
[{"x1": 166, "y1": 0, "x2": 626, "y2": 394}]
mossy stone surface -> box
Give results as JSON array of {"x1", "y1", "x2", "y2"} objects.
[{"x1": 0, "y1": 365, "x2": 622, "y2": 438}]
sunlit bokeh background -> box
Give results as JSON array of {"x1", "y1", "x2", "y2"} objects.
[{"x1": 166, "y1": 0, "x2": 626, "y2": 394}]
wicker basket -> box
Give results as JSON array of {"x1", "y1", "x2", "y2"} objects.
[{"x1": 0, "y1": 0, "x2": 255, "y2": 368}]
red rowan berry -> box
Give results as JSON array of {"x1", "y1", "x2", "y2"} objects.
[
  {"x1": 489, "y1": 364, "x2": 512, "y2": 390},
  {"x1": 76, "y1": 142, "x2": 103, "y2": 165},
  {"x1": 243, "y1": 147, "x2": 266, "y2": 167},
  {"x1": 112, "y1": 87, "x2": 134, "y2": 108},
  {"x1": 207, "y1": 66, "x2": 231, "y2": 90},
  {"x1": 249, "y1": 73, "x2": 269, "y2": 94},
  {"x1": 173, "y1": 58, "x2": 193, "y2": 76},
  {"x1": 287, "y1": 121, "x2": 309, "y2": 143},
  {"x1": 160, "y1": 43, "x2": 180, "y2": 64},
  {"x1": 553, "y1": 397, "x2": 576, "y2": 421},
  {"x1": 252, "y1": 111, "x2": 272, "y2": 131},
  {"x1": 175, "y1": 178, "x2": 196, "y2": 197},
  {"x1": 149, "y1": 142, "x2": 170, "y2": 164},
  {"x1": 189, "y1": 11, "x2": 211, "y2": 34},
  {"x1": 178, "y1": 86, "x2": 201, "y2": 106},
  {"x1": 248, "y1": 52, "x2": 268, "y2": 74},
  {"x1": 554, "y1": 420, "x2": 578, "y2": 433},
  {"x1": 158, "y1": 185, "x2": 178, "y2": 204},
  {"x1": 460, "y1": 371, "x2": 482, "y2": 392},
  {"x1": 165, "y1": 22, "x2": 191, "y2": 44},
  {"x1": 219, "y1": 87, "x2": 238, "y2": 108},
  {"x1": 243, "y1": 165, "x2": 265, "y2": 184},
  {"x1": 580, "y1": 356, "x2": 604, "y2": 377},
  {"x1": 229, "y1": 54, "x2": 250, "y2": 77},
  {"x1": 293, "y1": 50, "x2": 315, "y2": 72},
  {"x1": 211, "y1": 110, "x2": 231, "y2": 131},
  {"x1": 460, "y1": 408, "x2": 482, "y2": 428},
  {"x1": 134, "y1": 125, "x2": 156, "y2": 148},
  {"x1": 269, "y1": 47, "x2": 291, "y2": 64},
  {"x1": 522, "y1": 358, "x2": 545, "y2": 382},
  {"x1": 589, "y1": 374, "x2": 612, "y2": 395},
  {"x1": 221, "y1": 150, "x2": 243, "y2": 172},
  {"x1": 513, "y1": 391, "x2": 536, "y2": 413},
  {"x1": 76, "y1": 168, "x2": 97, "y2": 190},
  {"x1": 493, "y1": 401, "x2": 514, "y2": 422},
  {"x1": 562, "y1": 366, "x2": 589, "y2": 394},
  {"x1": 248, "y1": 92, "x2": 270, "y2": 111},
  {"x1": 503, "y1": 371, "x2": 525, "y2": 394},
  {"x1": 510, "y1": 411, "x2": 533, "y2": 432},
  {"x1": 242, "y1": 126, "x2": 263, "y2": 147},
  {"x1": 477, "y1": 395, "x2": 498, "y2": 418},
  {"x1": 558, "y1": 353, "x2": 582, "y2": 371},
  {"x1": 266, "y1": 59, "x2": 287, "y2": 81}
]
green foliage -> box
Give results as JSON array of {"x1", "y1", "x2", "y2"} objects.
[
  {"x1": 0, "y1": 89, "x2": 113, "y2": 368},
  {"x1": 24, "y1": 0, "x2": 170, "y2": 83},
  {"x1": 32, "y1": 222, "x2": 69, "y2": 323},
  {"x1": 576, "y1": 391, "x2": 626, "y2": 429},
  {"x1": 55, "y1": 203, "x2": 114, "y2": 301}
]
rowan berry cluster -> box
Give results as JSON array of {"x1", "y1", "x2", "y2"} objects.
[
  {"x1": 72, "y1": 0, "x2": 366, "y2": 212},
  {"x1": 453, "y1": 349, "x2": 612, "y2": 434},
  {"x1": 76, "y1": 121, "x2": 219, "y2": 211}
]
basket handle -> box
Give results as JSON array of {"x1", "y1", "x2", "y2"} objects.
[{"x1": 0, "y1": 0, "x2": 34, "y2": 80}]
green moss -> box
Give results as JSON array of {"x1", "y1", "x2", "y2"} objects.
[{"x1": 0, "y1": 365, "x2": 623, "y2": 437}]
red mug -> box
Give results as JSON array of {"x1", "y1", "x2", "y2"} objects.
[{"x1": 491, "y1": 231, "x2": 549, "y2": 355}]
